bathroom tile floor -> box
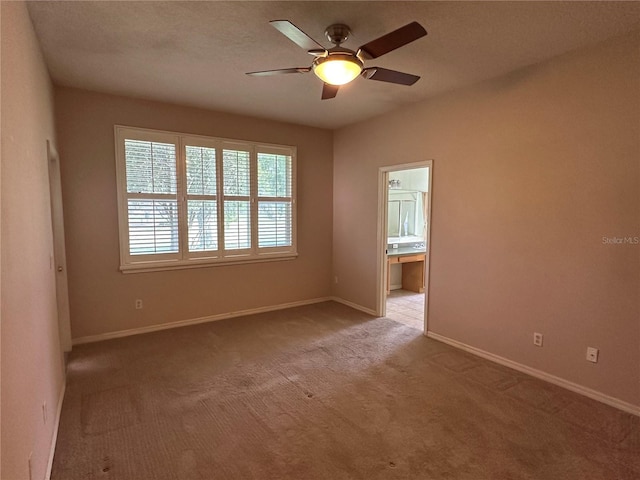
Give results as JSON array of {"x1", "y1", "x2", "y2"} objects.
[{"x1": 386, "y1": 289, "x2": 424, "y2": 331}]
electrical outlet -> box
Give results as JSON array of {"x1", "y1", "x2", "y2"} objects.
[
  {"x1": 533, "y1": 332, "x2": 543, "y2": 347},
  {"x1": 392, "y1": 243, "x2": 399, "y2": 249},
  {"x1": 42, "y1": 401, "x2": 47, "y2": 424},
  {"x1": 586, "y1": 347, "x2": 599, "y2": 363},
  {"x1": 135, "y1": 299, "x2": 143, "y2": 309}
]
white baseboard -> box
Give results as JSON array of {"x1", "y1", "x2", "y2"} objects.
[
  {"x1": 45, "y1": 381, "x2": 66, "y2": 480},
  {"x1": 331, "y1": 296, "x2": 378, "y2": 316},
  {"x1": 427, "y1": 331, "x2": 639, "y2": 417},
  {"x1": 72, "y1": 297, "x2": 333, "y2": 345}
]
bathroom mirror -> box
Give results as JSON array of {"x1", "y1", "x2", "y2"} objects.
[
  {"x1": 386, "y1": 167, "x2": 429, "y2": 247},
  {"x1": 387, "y1": 190, "x2": 426, "y2": 244}
]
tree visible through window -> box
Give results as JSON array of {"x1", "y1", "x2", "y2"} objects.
[{"x1": 115, "y1": 126, "x2": 297, "y2": 272}]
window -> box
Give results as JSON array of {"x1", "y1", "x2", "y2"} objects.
[{"x1": 115, "y1": 126, "x2": 296, "y2": 272}]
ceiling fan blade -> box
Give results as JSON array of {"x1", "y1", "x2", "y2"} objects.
[
  {"x1": 246, "y1": 67, "x2": 311, "y2": 76},
  {"x1": 321, "y1": 83, "x2": 339, "y2": 100},
  {"x1": 362, "y1": 67, "x2": 420, "y2": 86},
  {"x1": 357, "y1": 21, "x2": 427, "y2": 60},
  {"x1": 270, "y1": 20, "x2": 326, "y2": 52}
]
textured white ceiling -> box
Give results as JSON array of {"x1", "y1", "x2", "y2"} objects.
[{"x1": 27, "y1": 1, "x2": 640, "y2": 129}]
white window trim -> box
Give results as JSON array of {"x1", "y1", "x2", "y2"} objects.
[{"x1": 114, "y1": 125, "x2": 297, "y2": 273}]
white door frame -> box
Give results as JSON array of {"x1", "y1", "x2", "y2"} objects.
[
  {"x1": 47, "y1": 140, "x2": 72, "y2": 352},
  {"x1": 376, "y1": 160, "x2": 433, "y2": 334}
]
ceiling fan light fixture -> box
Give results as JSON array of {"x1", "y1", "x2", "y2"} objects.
[
  {"x1": 249, "y1": 20, "x2": 427, "y2": 99},
  {"x1": 313, "y1": 55, "x2": 363, "y2": 85}
]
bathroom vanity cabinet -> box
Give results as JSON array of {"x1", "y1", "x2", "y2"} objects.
[{"x1": 386, "y1": 250, "x2": 426, "y2": 294}]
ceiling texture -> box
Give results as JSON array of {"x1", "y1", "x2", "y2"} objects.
[{"x1": 27, "y1": 1, "x2": 640, "y2": 129}]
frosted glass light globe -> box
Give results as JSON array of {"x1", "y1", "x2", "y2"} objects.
[{"x1": 313, "y1": 56, "x2": 362, "y2": 86}]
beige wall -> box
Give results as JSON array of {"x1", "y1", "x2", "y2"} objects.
[
  {"x1": 333, "y1": 32, "x2": 640, "y2": 406},
  {"x1": 1, "y1": 2, "x2": 66, "y2": 479},
  {"x1": 55, "y1": 88, "x2": 333, "y2": 339}
]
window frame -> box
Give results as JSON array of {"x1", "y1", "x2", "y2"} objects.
[{"x1": 114, "y1": 126, "x2": 297, "y2": 273}]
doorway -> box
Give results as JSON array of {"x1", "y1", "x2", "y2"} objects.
[
  {"x1": 47, "y1": 140, "x2": 72, "y2": 352},
  {"x1": 377, "y1": 162, "x2": 432, "y2": 333}
]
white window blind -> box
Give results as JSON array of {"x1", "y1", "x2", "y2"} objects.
[
  {"x1": 115, "y1": 126, "x2": 297, "y2": 272},
  {"x1": 223, "y1": 149, "x2": 251, "y2": 251},
  {"x1": 186, "y1": 145, "x2": 218, "y2": 253},
  {"x1": 257, "y1": 152, "x2": 293, "y2": 248},
  {"x1": 124, "y1": 138, "x2": 179, "y2": 257}
]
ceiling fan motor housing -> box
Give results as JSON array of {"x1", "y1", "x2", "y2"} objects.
[{"x1": 325, "y1": 24, "x2": 351, "y2": 45}]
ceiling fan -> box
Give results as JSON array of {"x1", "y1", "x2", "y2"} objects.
[{"x1": 247, "y1": 20, "x2": 427, "y2": 99}]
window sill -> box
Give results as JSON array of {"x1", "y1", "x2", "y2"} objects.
[{"x1": 120, "y1": 253, "x2": 298, "y2": 274}]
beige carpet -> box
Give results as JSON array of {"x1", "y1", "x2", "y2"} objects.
[{"x1": 52, "y1": 301, "x2": 639, "y2": 479}]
